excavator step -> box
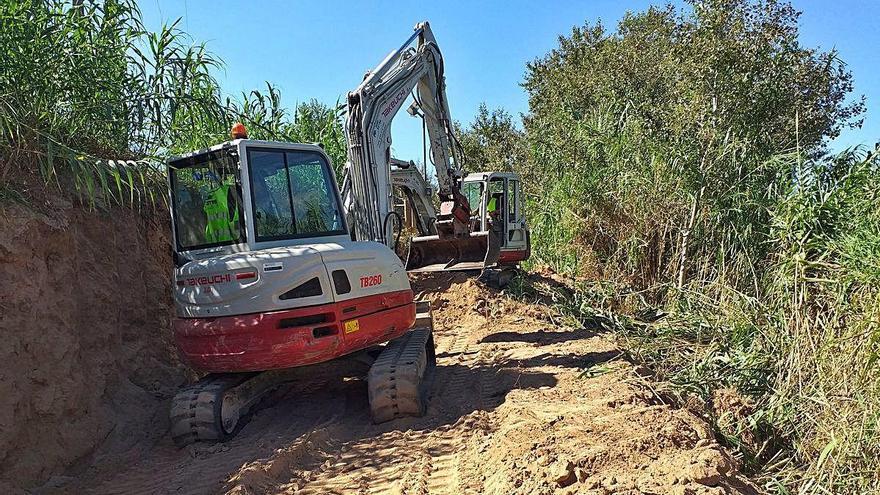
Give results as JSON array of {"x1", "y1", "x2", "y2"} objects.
[{"x1": 367, "y1": 305, "x2": 436, "y2": 423}]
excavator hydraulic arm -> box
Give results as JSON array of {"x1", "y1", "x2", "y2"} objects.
[
  {"x1": 343, "y1": 22, "x2": 497, "y2": 271},
  {"x1": 343, "y1": 22, "x2": 472, "y2": 245}
]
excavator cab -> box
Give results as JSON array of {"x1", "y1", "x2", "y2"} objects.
[{"x1": 405, "y1": 171, "x2": 530, "y2": 272}]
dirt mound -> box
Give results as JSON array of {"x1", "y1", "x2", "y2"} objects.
[
  {"x1": 457, "y1": 353, "x2": 749, "y2": 494},
  {"x1": 410, "y1": 272, "x2": 548, "y2": 332},
  {"x1": 0, "y1": 199, "x2": 185, "y2": 492},
  {"x1": 411, "y1": 272, "x2": 490, "y2": 330},
  {"x1": 407, "y1": 273, "x2": 757, "y2": 495}
]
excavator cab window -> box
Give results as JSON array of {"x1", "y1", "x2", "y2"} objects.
[
  {"x1": 248, "y1": 148, "x2": 345, "y2": 242},
  {"x1": 169, "y1": 149, "x2": 245, "y2": 251},
  {"x1": 487, "y1": 178, "x2": 509, "y2": 246},
  {"x1": 488, "y1": 179, "x2": 505, "y2": 215},
  {"x1": 508, "y1": 179, "x2": 518, "y2": 222},
  {"x1": 461, "y1": 180, "x2": 484, "y2": 230}
]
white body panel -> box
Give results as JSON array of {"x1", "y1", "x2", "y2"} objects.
[{"x1": 174, "y1": 240, "x2": 409, "y2": 318}]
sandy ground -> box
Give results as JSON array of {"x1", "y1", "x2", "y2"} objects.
[{"x1": 44, "y1": 272, "x2": 758, "y2": 495}]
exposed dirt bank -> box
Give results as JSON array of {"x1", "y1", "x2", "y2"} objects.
[
  {"x1": 52, "y1": 272, "x2": 758, "y2": 495},
  {"x1": 0, "y1": 200, "x2": 184, "y2": 493}
]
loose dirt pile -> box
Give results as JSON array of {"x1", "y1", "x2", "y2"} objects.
[
  {"x1": 0, "y1": 200, "x2": 184, "y2": 493},
  {"x1": 52, "y1": 271, "x2": 758, "y2": 495}
]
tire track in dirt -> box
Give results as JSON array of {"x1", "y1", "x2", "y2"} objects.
[
  {"x1": 422, "y1": 307, "x2": 487, "y2": 495},
  {"x1": 228, "y1": 382, "x2": 377, "y2": 495},
  {"x1": 288, "y1": 302, "x2": 490, "y2": 495},
  {"x1": 257, "y1": 287, "x2": 502, "y2": 495}
]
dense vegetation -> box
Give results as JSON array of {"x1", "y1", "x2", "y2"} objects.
[
  {"x1": 459, "y1": 0, "x2": 878, "y2": 492},
  {"x1": 0, "y1": 0, "x2": 345, "y2": 209}
]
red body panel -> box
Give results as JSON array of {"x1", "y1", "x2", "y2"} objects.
[
  {"x1": 173, "y1": 290, "x2": 415, "y2": 372},
  {"x1": 499, "y1": 249, "x2": 528, "y2": 264}
]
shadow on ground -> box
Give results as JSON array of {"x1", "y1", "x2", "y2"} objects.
[
  {"x1": 480, "y1": 328, "x2": 597, "y2": 345},
  {"x1": 67, "y1": 273, "x2": 618, "y2": 495}
]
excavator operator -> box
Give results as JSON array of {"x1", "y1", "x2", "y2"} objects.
[
  {"x1": 488, "y1": 192, "x2": 505, "y2": 240},
  {"x1": 487, "y1": 192, "x2": 503, "y2": 223},
  {"x1": 479, "y1": 191, "x2": 505, "y2": 283},
  {"x1": 203, "y1": 174, "x2": 242, "y2": 244}
]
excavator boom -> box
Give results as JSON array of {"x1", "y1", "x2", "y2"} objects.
[{"x1": 343, "y1": 22, "x2": 489, "y2": 269}]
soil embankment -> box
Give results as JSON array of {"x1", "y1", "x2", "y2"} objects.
[
  {"x1": 51, "y1": 272, "x2": 758, "y2": 495},
  {"x1": 0, "y1": 200, "x2": 184, "y2": 493}
]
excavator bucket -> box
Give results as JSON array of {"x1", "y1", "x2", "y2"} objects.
[{"x1": 405, "y1": 230, "x2": 501, "y2": 272}]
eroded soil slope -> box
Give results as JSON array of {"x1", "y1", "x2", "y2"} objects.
[
  {"x1": 0, "y1": 200, "x2": 184, "y2": 493},
  {"x1": 61, "y1": 272, "x2": 758, "y2": 495}
]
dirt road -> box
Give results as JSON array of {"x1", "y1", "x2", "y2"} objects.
[{"x1": 58, "y1": 272, "x2": 757, "y2": 495}]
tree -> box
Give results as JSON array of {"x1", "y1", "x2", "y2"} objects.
[
  {"x1": 525, "y1": 0, "x2": 863, "y2": 161},
  {"x1": 520, "y1": 0, "x2": 864, "y2": 290},
  {"x1": 232, "y1": 84, "x2": 347, "y2": 179},
  {"x1": 457, "y1": 104, "x2": 527, "y2": 175}
]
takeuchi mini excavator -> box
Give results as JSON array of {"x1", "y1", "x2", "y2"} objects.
[
  {"x1": 168, "y1": 136, "x2": 436, "y2": 446},
  {"x1": 166, "y1": 21, "x2": 527, "y2": 446}
]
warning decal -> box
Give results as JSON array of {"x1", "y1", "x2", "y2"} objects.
[{"x1": 344, "y1": 319, "x2": 360, "y2": 334}]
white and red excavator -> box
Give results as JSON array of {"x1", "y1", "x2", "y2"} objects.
[{"x1": 166, "y1": 22, "x2": 529, "y2": 446}]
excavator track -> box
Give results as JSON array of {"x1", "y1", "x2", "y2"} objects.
[
  {"x1": 368, "y1": 302, "x2": 436, "y2": 423},
  {"x1": 170, "y1": 374, "x2": 253, "y2": 447}
]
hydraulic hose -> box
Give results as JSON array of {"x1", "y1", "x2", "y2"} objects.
[{"x1": 383, "y1": 210, "x2": 404, "y2": 252}]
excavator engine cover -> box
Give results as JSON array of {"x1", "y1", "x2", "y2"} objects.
[{"x1": 405, "y1": 229, "x2": 501, "y2": 272}]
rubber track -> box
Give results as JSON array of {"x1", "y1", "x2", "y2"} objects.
[
  {"x1": 170, "y1": 374, "x2": 247, "y2": 447},
  {"x1": 478, "y1": 267, "x2": 515, "y2": 289},
  {"x1": 368, "y1": 326, "x2": 435, "y2": 423}
]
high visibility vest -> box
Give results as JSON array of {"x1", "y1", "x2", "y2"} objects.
[
  {"x1": 204, "y1": 184, "x2": 239, "y2": 243},
  {"x1": 487, "y1": 196, "x2": 498, "y2": 213}
]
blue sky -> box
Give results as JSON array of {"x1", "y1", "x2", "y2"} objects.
[{"x1": 141, "y1": 0, "x2": 879, "y2": 164}]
